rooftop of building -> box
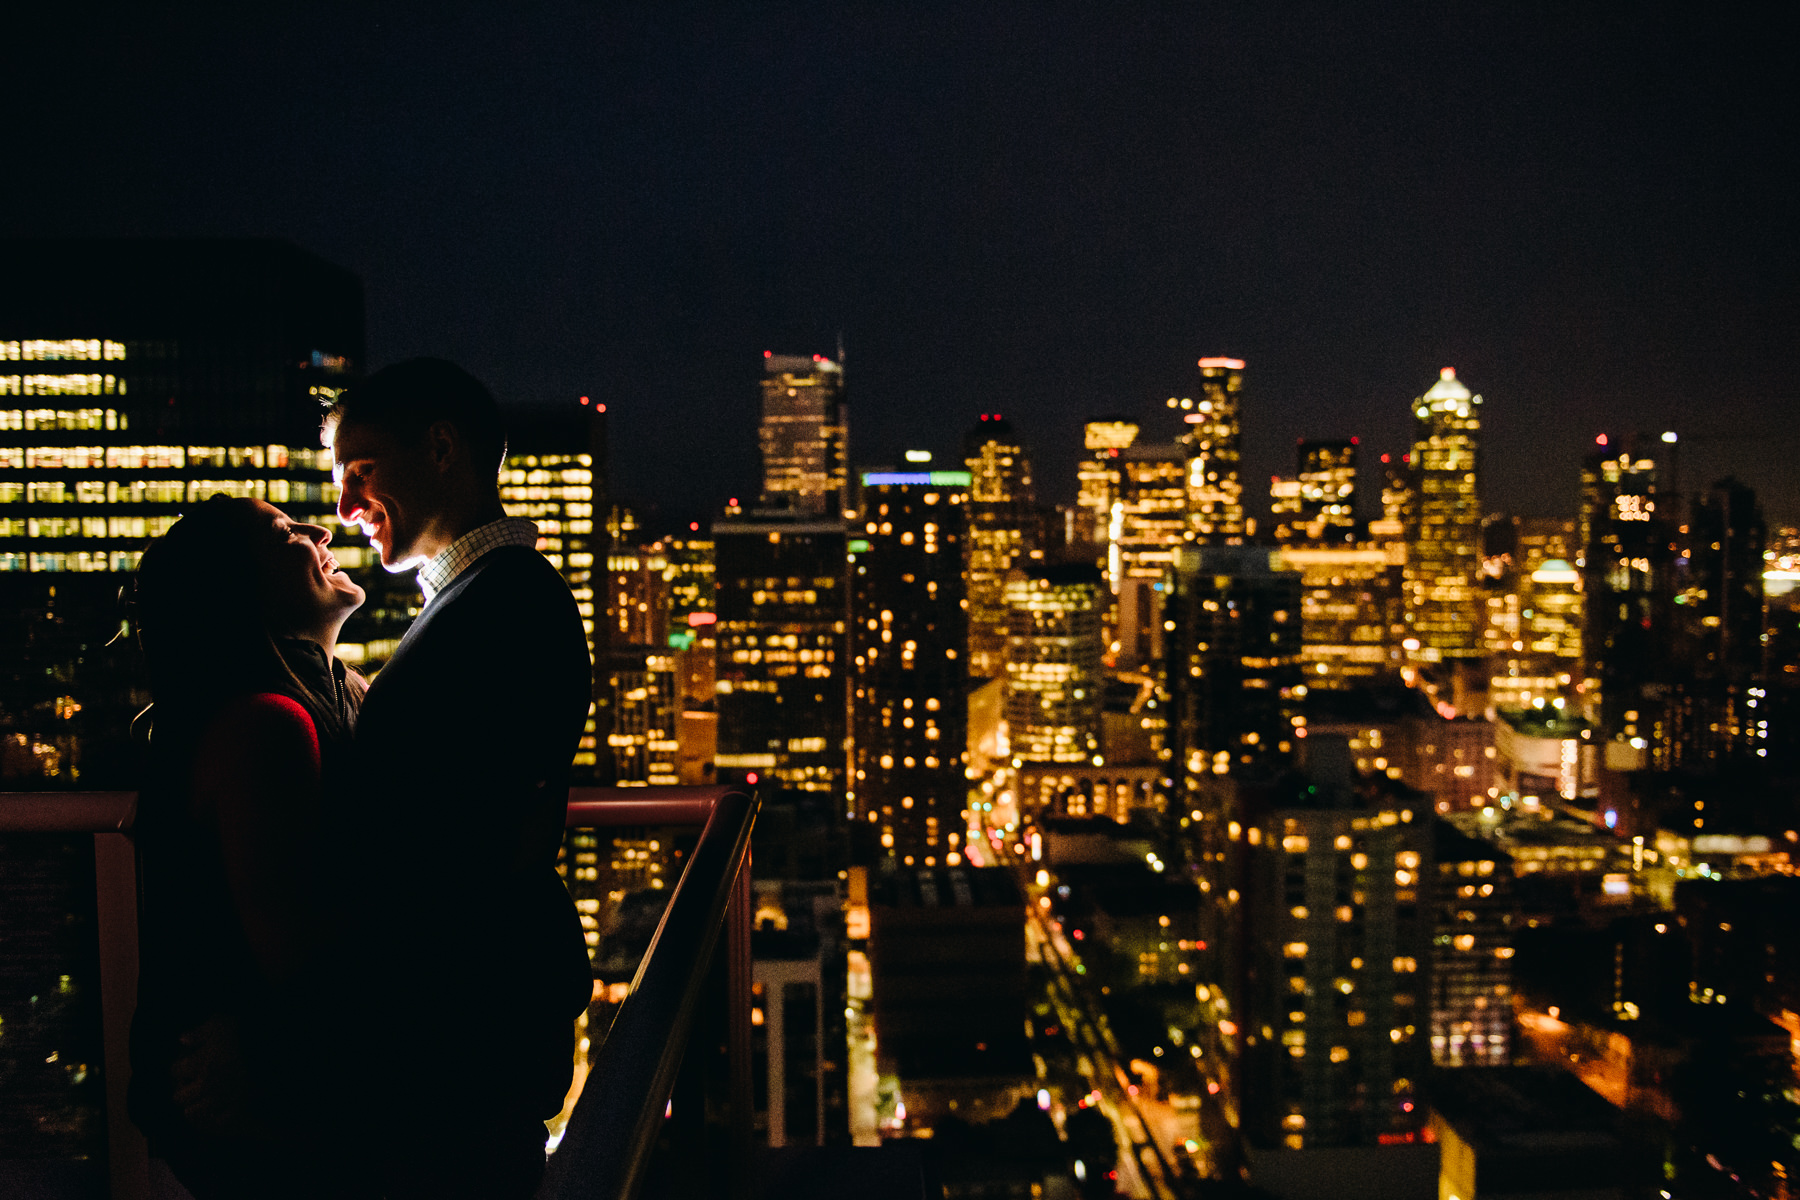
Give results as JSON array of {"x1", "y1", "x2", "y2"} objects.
[
  {"x1": 1435, "y1": 818, "x2": 1515, "y2": 867},
  {"x1": 1428, "y1": 1066, "x2": 1620, "y2": 1159},
  {"x1": 1016, "y1": 561, "x2": 1105, "y2": 588},
  {"x1": 1497, "y1": 708, "x2": 1591, "y2": 739},
  {"x1": 868, "y1": 865, "x2": 1023, "y2": 910},
  {"x1": 1302, "y1": 684, "x2": 1435, "y2": 725}
]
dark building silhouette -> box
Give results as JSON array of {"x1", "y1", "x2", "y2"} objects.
[{"x1": 866, "y1": 866, "x2": 1030, "y2": 1129}]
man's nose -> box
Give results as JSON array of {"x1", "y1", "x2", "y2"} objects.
[{"x1": 336, "y1": 482, "x2": 362, "y2": 524}]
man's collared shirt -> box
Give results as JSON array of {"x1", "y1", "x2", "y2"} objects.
[{"x1": 417, "y1": 516, "x2": 540, "y2": 603}]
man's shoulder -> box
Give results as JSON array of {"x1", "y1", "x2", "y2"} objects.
[{"x1": 436, "y1": 544, "x2": 576, "y2": 612}]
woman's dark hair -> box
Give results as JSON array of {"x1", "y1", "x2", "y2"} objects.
[
  {"x1": 131, "y1": 495, "x2": 358, "y2": 747},
  {"x1": 320, "y1": 356, "x2": 508, "y2": 472}
]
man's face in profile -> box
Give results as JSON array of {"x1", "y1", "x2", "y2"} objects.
[{"x1": 331, "y1": 420, "x2": 442, "y2": 571}]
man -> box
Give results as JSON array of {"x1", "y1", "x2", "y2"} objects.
[{"x1": 324, "y1": 357, "x2": 593, "y2": 1198}]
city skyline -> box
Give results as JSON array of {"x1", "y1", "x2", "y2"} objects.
[{"x1": 2, "y1": 6, "x2": 1793, "y2": 529}]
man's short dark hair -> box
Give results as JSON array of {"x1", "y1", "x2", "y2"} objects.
[{"x1": 323, "y1": 357, "x2": 508, "y2": 472}]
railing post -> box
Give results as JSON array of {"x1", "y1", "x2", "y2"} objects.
[
  {"x1": 92, "y1": 830, "x2": 148, "y2": 1200},
  {"x1": 727, "y1": 845, "x2": 754, "y2": 1200}
]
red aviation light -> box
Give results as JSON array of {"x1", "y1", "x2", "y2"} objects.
[
  {"x1": 1596, "y1": 434, "x2": 1609, "y2": 446},
  {"x1": 763, "y1": 350, "x2": 772, "y2": 358},
  {"x1": 579, "y1": 395, "x2": 589, "y2": 405}
]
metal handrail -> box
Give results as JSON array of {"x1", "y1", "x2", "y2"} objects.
[
  {"x1": 0, "y1": 784, "x2": 759, "y2": 1200},
  {"x1": 0, "y1": 791, "x2": 147, "y2": 1200},
  {"x1": 544, "y1": 786, "x2": 759, "y2": 1200}
]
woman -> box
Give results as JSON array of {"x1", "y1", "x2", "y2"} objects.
[{"x1": 128, "y1": 494, "x2": 371, "y2": 1197}]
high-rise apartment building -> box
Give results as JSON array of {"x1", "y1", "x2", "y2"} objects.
[
  {"x1": 850, "y1": 471, "x2": 969, "y2": 866},
  {"x1": 963, "y1": 415, "x2": 1034, "y2": 680},
  {"x1": 1403, "y1": 369, "x2": 1483, "y2": 665},
  {"x1": 0, "y1": 239, "x2": 372, "y2": 784},
  {"x1": 1195, "y1": 746, "x2": 1434, "y2": 1165},
  {"x1": 1271, "y1": 439, "x2": 1358, "y2": 544},
  {"x1": 1003, "y1": 563, "x2": 1105, "y2": 765},
  {"x1": 759, "y1": 353, "x2": 847, "y2": 517},
  {"x1": 712, "y1": 518, "x2": 848, "y2": 797}
]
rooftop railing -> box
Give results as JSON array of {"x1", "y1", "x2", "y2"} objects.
[{"x1": 0, "y1": 784, "x2": 759, "y2": 1200}]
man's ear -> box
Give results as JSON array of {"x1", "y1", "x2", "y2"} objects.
[{"x1": 423, "y1": 420, "x2": 460, "y2": 471}]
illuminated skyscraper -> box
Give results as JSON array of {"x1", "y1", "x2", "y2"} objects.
[
  {"x1": 503, "y1": 400, "x2": 610, "y2": 778},
  {"x1": 1277, "y1": 541, "x2": 1405, "y2": 687},
  {"x1": 712, "y1": 518, "x2": 848, "y2": 798},
  {"x1": 1271, "y1": 439, "x2": 1357, "y2": 544},
  {"x1": 1112, "y1": 443, "x2": 1188, "y2": 668},
  {"x1": 1076, "y1": 417, "x2": 1138, "y2": 549},
  {"x1": 1003, "y1": 564, "x2": 1105, "y2": 764},
  {"x1": 1579, "y1": 437, "x2": 1675, "y2": 767},
  {"x1": 1403, "y1": 369, "x2": 1483, "y2": 665},
  {"x1": 759, "y1": 353, "x2": 847, "y2": 517},
  {"x1": 1185, "y1": 357, "x2": 1248, "y2": 542},
  {"x1": 962, "y1": 415, "x2": 1034, "y2": 680},
  {"x1": 0, "y1": 239, "x2": 370, "y2": 784},
  {"x1": 850, "y1": 470, "x2": 969, "y2": 866}
]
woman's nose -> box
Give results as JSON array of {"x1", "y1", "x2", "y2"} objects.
[{"x1": 301, "y1": 523, "x2": 332, "y2": 546}]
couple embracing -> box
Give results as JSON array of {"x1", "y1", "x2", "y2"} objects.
[{"x1": 127, "y1": 359, "x2": 593, "y2": 1198}]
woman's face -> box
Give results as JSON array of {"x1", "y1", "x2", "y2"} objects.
[{"x1": 248, "y1": 501, "x2": 366, "y2": 635}]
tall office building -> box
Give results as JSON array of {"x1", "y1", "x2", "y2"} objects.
[
  {"x1": 504, "y1": 400, "x2": 610, "y2": 779},
  {"x1": 712, "y1": 518, "x2": 848, "y2": 798},
  {"x1": 1673, "y1": 478, "x2": 1768, "y2": 768},
  {"x1": 759, "y1": 353, "x2": 847, "y2": 517},
  {"x1": 850, "y1": 470, "x2": 969, "y2": 866},
  {"x1": 1112, "y1": 442, "x2": 1188, "y2": 669},
  {"x1": 1076, "y1": 418, "x2": 1138, "y2": 551},
  {"x1": 1579, "y1": 438, "x2": 1676, "y2": 767},
  {"x1": 1186, "y1": 357, "x2": 1248, "y2": 542},
  {"x1": 1003, "y1": 563, "x2": 1105, "y2": 765},
  {"x1": 1271, "y1": 439, "x2": 1358, "y2": 544},
  {"x1": 1277, "y1": 541, "x2": 1405, "y2": 688},
  {"x1": 1167, "y1": 545, "x2": 1304, "y2": 784},
  {"x1": 0, "y1": 239, "x2": 372, "y2": 785},
  {"x1": 963, "y1": 415, "x2": 1034, "y2": 680},
  {"x1": 1402, "y1": 369, "x2": 1483, "y2": 665}
]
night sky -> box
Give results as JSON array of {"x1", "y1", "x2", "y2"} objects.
[{"x1": 8, "y1": 4, "x2": 1797, "y2": 531}]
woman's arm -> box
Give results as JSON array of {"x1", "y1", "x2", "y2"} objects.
[{"x1": 191, "y1": 693, "x2": 323, "y2": 986}]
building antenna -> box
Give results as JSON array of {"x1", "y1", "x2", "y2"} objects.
[{"x1": 837, "y1": 331, "x2": 846, "y2": 370}]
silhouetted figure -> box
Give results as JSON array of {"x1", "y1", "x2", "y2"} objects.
[
  {"x1": 129, "y1": 495, "x2": 372, "y2": 1197},
  {"x1": 325, "y1": 358, "x2": 592, "y2": 1198}
]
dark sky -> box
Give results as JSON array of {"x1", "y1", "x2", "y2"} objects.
[{"x1": 8, "y1": 3, "x2": 1798, "y2": 531}]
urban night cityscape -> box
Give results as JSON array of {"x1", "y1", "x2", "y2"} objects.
[{"x1": 2, "y1": 6, "x2": 1798, "y2": 1200}]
